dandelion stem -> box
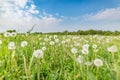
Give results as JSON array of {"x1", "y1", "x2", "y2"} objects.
[
  {"x1": 28, "y1": 55, "x2": 34, "y2": 78},
  {"x1": 22, "y1": 54, "x2": 28, "y2": 80}
]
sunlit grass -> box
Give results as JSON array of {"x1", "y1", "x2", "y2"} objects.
[{"x1": 0, "y1": 33, "x2": 120, "y2": 80}]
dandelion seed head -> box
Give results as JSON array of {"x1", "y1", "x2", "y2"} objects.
[
  {"x1": 94, "y1": 59, "x2": 103, "y2": 67},
  {"x1": 33, "y1": 49, "x2": 44, "y2": 58}
]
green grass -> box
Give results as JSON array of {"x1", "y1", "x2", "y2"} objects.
[{"x1": 0, "y1": 34, "x2": 120, "y2": 80}]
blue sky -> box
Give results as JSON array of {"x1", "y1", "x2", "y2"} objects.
[
  {"x1": 34, "y1": 0, "x2": 120, "y2": 16},
  {"x1": 0, "y1": 0, "x2": 120, "y2": 32}
]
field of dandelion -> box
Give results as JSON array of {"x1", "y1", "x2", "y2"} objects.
[{"x1": 0, "y1": 32, "x2": 120, "y2": 80}]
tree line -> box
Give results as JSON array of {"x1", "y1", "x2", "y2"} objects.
[
  {"x1": 3, "y1": 29, "x2": 120, "y2": 35},
  {"x1": 44, "y1": 29, "x2": 120, "y2": 35}
]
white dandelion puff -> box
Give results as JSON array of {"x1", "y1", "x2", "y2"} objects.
[
  {"x1": 42, "y1": 46, "x2": 46, "y2": 51},
  {"x1": 50, "y1": 41, "x2": 55, "y2": 45},
  {"x1": 8, "y1": 42, "x2": 16, "y2": 50},
  {"x1": 21, "y1": 41, "x2": 28, "y2": 47},
  {"x1": 4, "y1": 32, "x2": 11, "y2": 37},
  {"x1": 10, "y1": 32, "x2": 17, "y2": 37},
  {"x1": 82, "y1": 44, "x2": 89, "y2": 49},
  {"x1": 71, "y1": 48, "x2": 78, "y2": 54},
  {"x1": 81, "y1": 49, "x2": 89, "y2": 54},
  {"x1": 107, "y1": 46, "x2": 118, "y2": 53},
  {"x1": 33, "y1": 49, "x2": 44, "y2": 58},
  {"x1": 92, "y1": 44, "x2": 97, "y2": 49},
  {"x1": 94, "y1": 59, "x2": 103, "y2": 67}
]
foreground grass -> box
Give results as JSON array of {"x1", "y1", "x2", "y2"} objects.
[{"x1": 0, "y1": 34, "x2": 120, "y2": 80}]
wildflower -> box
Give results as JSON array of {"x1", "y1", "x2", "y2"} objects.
[
  {"x1": 33, "y1": 49, "x2": 44, "y2": 58},
  {"x1": 107, "y1": 45, "x2": 117, "y2": 53},
  {"x1": 42, "y1": 46, "x2": 46, "y2": 51},
  {"x1": 94, "y1": 59, "x2": 103, "y2": 67},
  {"x1": 50, "y1": 41, "x2": 55, "y2": 45},
  {"x1": 11, "y1": 32, "x2": 17, "y2": 37},
  {"x1": 82, "y1": 44, "x2": 89, "y2": 49},
  {"x1": 8, "y1": 42, "x2": 16, "y2": 50},
  {"x1": 81, "y1": 49, "x2": 89, "y2": 54},
  {"x1": 92, "y1": 44, "x2": 97, "y2": 49},
  {"x1": 4, "y1": 32, "x2": 11, "y2": 37},
  {"x1": 21, "y1": 41, "x2": 28, "y2": 47},
  {"x1": 71, "y1": 48, "x2": 77, "y2": 54}
]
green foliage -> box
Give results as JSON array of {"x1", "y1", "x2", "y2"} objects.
[
  {"x1": 45, "y1": 29, "x2": 120, "y2": 35},
  {"x1": 7, "y1": 30, "x2": 16, "y2": 33}
]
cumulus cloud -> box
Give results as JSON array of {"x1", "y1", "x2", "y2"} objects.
[{"x1": 0, "y1": 0, "x2": 62, "y2": 32}]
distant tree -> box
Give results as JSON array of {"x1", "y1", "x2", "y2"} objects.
[
  {"x1": 113, "y1": 31, "x2": 120, "y2": 35},
  {"x1": 33, "y1": 32, "x2": 42, "y2": 34},
  {"x1": 63, "y1": 30, "x2": 69, "y2": 35},
  {"x1": 7, "y1": 30, "x2": 16, "y2": 33}
]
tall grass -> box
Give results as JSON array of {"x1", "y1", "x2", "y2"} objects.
[{"x1": 0, "y1": 34, "x2": 120, "y2": 80}]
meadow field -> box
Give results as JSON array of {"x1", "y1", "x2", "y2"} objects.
[{"x1": 0, "y1": 32, "x2": 120, "y2": 80}]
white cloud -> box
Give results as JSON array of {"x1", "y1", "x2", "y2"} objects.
[
  {"x1": 0, "y1": 0, "x2": 62, "y2": 32},
  {"x1": 74, "y1": 7, "x2": 120, "y2": 31},
  {"x1": 28, "y1": 4, "x2": 39, "y2": 14},
  {"x1": 86, "y1": 7, "x2": 120, "y2": 21}
]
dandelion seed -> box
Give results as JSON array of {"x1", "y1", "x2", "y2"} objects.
[
  {"x1": 82, "y1": 44, "x2": 89, "y2": 49},
  {"x1": 42, "y1": 46, "x2": 46, "y2": 51},
  {"x1": 33, "y1": 49, "x2": 44, "y2": 58},
  {"x1": 71, "y1": 48, "x2": 77, "y2": 54},
  {"x1": 21, "y1": 41, "x2": 28, "y2": 47},
  {"x1": 4, "y1": 32, "x2": 11, "y2": 37},
  {"x1": 107, "y1": 45, "x2": 117, "y2": 53},
  {"x1": 81, "y1": 49, "x2": 89, "y2": 54},
  {"x1": 8, "y1": 42, "x2": 16, "y2": 50},
  {"x1": 94, "y1": 59, "x2": 103, "y2": 67},
  {"x1": 92, "y1": 44, "x2": 97, "y2": 49},
  {"x1": 11, "y1": 32, "x2": 17, "y2": 37},
  {"x1": 50, "y1": 41, "x2": 55, "y2": 45}
]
